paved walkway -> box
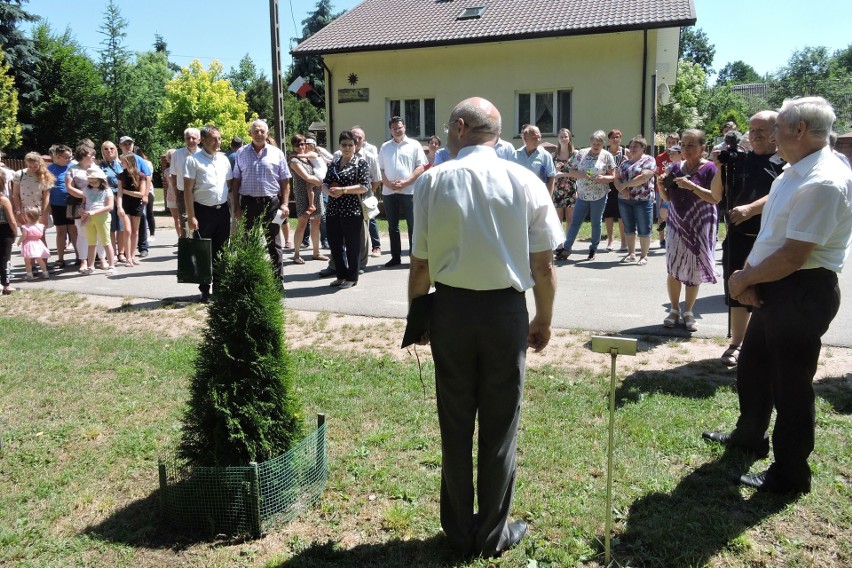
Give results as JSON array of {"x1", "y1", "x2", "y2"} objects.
[{"x1": 8, "y1": 223, "x2": 851, "y2": 348}]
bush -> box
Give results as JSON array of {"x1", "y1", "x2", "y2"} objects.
[{"x1": 178, "y1": 218, "x2": 303, "y2": 466}]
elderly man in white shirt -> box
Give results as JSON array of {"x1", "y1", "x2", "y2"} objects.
[
  {"x1": 704, "y1": 97, "x2": 852, "y2": 494},
  {"x1": 408, "y1": 97, "x2": 562, "y2": 558},
  {"x1": 378, "y1": 116, "x2": 427, "y2": 267}
]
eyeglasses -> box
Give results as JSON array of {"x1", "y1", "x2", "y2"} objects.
[
  {"x1": 443, "y1": 118, "x2": 461, "y2": 134},
  {"x1": 339, "y1": 143, "x2": 355, "y2": 148}
]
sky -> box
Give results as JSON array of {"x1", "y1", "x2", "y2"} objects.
[{"x1": 26, "y1": 0, "x2": 852, "y2": 83}]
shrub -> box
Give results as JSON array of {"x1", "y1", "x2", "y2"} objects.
[{"x1": 178, "y1": 218, "x2": 303, "y2": 466}]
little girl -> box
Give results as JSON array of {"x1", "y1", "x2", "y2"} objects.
[
  {"x1": 18, "y1": 206, "x2": 50, "y2": 280},
  {"x1": 80, "y1": 167, "x2": 116, "y2": 275}
]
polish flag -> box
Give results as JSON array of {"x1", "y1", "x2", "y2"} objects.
[{"x1": 288, "y1": 76, "x2": 314, "y2": 98}]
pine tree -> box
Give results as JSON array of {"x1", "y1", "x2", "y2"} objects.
[{"x1": 179, "y1": 219, "x2": 303, "y2": 467}]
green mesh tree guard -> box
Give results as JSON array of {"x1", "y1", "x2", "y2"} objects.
[{"x1": 159, "y1": 415, "x2": 327, "y2": 538}]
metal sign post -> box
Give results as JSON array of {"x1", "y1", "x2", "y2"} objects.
[{"x1": 591, "y1": 335, "x2": 637, "y2": 566}]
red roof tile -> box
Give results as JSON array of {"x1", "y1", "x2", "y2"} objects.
[{"x1": 293, "y1": 0, "x2": 696, "y2": 55}]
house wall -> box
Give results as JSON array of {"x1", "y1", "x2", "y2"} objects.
[{"x1": 321, "y1": 29, "x2": 662, "y2": 151}]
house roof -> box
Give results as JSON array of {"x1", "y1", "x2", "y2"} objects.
[{"x1": 292, "y1": 0, "x2": 697, "y2": 56}]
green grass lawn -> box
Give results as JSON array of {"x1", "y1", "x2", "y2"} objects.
[{"x1": 0, "y1": 292, "x2": 847, "y2": 567}]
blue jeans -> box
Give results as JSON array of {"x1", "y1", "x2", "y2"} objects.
[
  {"x1": 563, "y1": 197, "x2": 606, "y2": 253},
  {"x1": 383, "y1": 192, "x2": 414, "y2": 260},
  {"x1": 618, "y1": 199, "x2": 654, "y2": 237}
]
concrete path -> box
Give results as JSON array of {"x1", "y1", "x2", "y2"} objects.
[{"x1": 9, "y1": 223, "x2": 851, "y2": 348}]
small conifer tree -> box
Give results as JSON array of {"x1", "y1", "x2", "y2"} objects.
[{"x1": 179, "y1": 218, "x2": 302, "y2": 466}]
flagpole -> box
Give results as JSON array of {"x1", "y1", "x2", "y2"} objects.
[{"x1": 269, "y1": 0, "x2": 285, "y2": 146}]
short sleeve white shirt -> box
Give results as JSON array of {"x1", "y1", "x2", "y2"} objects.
[
  {"x1": 748, "y1": 146, "x2": 852, "y2": 272},
  {"x1": 412, "y1": 145, "x2": 563, "y2": 291},
  {"x1": 172, "y1": 146, "x2": 201, "y2": 191},
  {"x1": 184, "y1": 149, "x2": 233, "y2": 207},
  {"x1": 378, "y1": 136, "x2": 427, "y2": 196}
]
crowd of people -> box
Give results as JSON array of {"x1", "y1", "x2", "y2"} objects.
[{"x1": 1, "y1": 95, "x2": 850, "y2": 557}]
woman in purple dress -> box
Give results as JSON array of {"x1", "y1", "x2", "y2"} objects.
[{"x1": 657, "y1": 129, "x2": 719, "y2": 332}]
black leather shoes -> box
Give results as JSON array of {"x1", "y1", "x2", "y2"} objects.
[
  {"x1": 384, "y1": 257, "x2": 402, "y2": 267},
  {"x1": 503, "y1": 520, "x2": 528, "y2": 553},
  {"x1": 702, "y1": 431, "x2": 769, "y2": 458},
  {"x1": 738, "y1": 468, "x2": 811, "y2": 494}
]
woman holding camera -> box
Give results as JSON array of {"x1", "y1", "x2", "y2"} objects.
[{"x1": 657, "y1": 129, "x2": 719, "y2": 332}]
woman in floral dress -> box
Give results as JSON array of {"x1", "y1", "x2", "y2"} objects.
[{"x1": 552, "y1": 128, "x2": 578, "y2": 252}]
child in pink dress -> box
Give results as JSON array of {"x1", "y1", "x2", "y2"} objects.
[{"x1": 19, "y1": 206, "x2": 50, "y2": 280}]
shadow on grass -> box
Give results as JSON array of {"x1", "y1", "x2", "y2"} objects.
[
  {"x1": 82, "y1": 489, "x2": 185, "y2": 550},
  {"x1": 615, "y1": 359, "x2": 735, "y2": 407},
  {"x1": 814, "y1": 374, "x2": 852, "y2": 414},
  {"x1": 611, "y1": 447, "x2": 797, "y2": 566},
  {"x1": 271, "y1": 534, "x2": 460, "y2": 568}
]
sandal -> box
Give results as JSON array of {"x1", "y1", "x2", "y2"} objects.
[
  {"x1": 683, "y1": 311, "x2": 698, "y2": 332},
  {"x1": 620, "y1": 255, "x2": 636, "y2": 263},
  {"x1": 663, "y1": 310, "x2": 680, "y2": 328},
  {"x1": 117, "y1": 253, "x2": 127, "y2": 263},
  {"x1": 720, "y1": 344, "x2": 740, "y2": 366},
  {"x1": 636, "y1": 257, "x2": 648, "y2": 266},
  {"x1": 291, "y1": 256, "x2": 305, "y2": 265},
  {"x1": 312, "y1": 254, "x2": 329, "y2": 261},
  {"x1": 55, "y1": 259, "x2": 66, "y2": 269}
]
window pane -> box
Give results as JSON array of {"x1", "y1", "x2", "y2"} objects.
[
  {"x1": 517, "y1": 93, "x2": 530, "y2": 135},
  {"x1": 557, "y1": 90, "x2": 572, "y2": 131},
  {"x1": 404, "y1": 100, "x2": 421, "y2": 138},
  {"x1": 535, "y1": 92, "x2": 554, "y2": 134},
  {"x1": 389, "y1": 100, "x2": 401, "y2": 121},
  {"x1": 424, "y1": 98, "x2": 436, "y2": 138}
]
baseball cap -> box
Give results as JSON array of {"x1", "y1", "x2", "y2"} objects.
[
  {"x1": 118, "y1": 136, "x2": 134, "y2": 144},
  {"x1": 667, "y1": 145, "x2": 681, "y2": 152},
  {"x1": 305, "y1": 138, "x2": 317, "y2": 146}
]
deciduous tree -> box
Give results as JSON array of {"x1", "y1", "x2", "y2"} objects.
[
  {"x1": 287, "y1": 0, "x2": 345, "y2": 107},
  {"x1": 0, "y1": 49, "x2": 21, "y2": 148},
  {"x1": 159, "y1": 60, "x2": 251, "y2": 148},
  {"x1": 28, "y1": 23, "x2": 103, "y2": 151},
  {"x1": 0, "y1": 0, "x2": 39, "y2": 146},
  {"x1": 679, "y1": 27, "x2": 715, "y2": 75},
  {"x1": 715, "y1": 61, "x2": 761, "y2": 86}
]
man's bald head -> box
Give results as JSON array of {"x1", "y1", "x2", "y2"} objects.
[{"x1": 447, "y1": 97, "x2": 501, "y2": 155}]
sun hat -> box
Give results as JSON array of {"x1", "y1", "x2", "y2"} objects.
[{"x1": 86, "y1": 166, "x2": 108, "y2": 181}]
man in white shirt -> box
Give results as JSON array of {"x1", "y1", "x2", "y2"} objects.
[
  {"x1": 170, "y1": 127, "x2": 201, "y2": 238},
  {"x1": 378, "y1": 116, "x2": 427, "y2": 267},
  {"x1": 183, "y1": 125, "x2": 233, "y2": 302},
  {"x1": 408, "y1": 97, "x2": 562, "y2": 558},
  {"x1": 704, "y1": 97, "x2": 852, "y2": 494}
]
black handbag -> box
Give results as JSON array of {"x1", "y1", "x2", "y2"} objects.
[
  {"x1": 177, "y1": 230, "x2": 213, "y2": 284},
  {"x1": 66, "y1": 195, "x2": 83, "y2": 219}
]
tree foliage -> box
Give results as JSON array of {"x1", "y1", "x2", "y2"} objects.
[
  {"x1": 0, "y1": 49, "x2": 21, "y2": 148},
  {"x1": 159, "y1": 60, "x2": 252, "y2": 147},
  {"x1": 227, "y1": 54, "x2": 273, "y2": 123},
  {"x1": 283, "y1": 91, "x2": 324, "y2": 141},
  {"x1": 1, "y1": 0, "x2": 40, "y2": 146},
  {"x1": 679, "y1": 27, "x2": 715, "y2": 75},
  {"x1": 657, "y1": 60, "x2": 707, "y2": 133},
  {"x1": 123, "y1": 50, "x2": 173, "y2": 160},
  {"x1": 700, "y1": 85, "x2": 750, "y2": 137},
  {"x1": 769, "y1": 46, "x2": 852, "y2": 131},
  {"x1": 715, "y1": 61, "x2": 761, "y2": 86},
  {"x1": 179, "y1": 219, "x2": 303, "y2": 467},
  {"x1": 287, "y1": 0, "x2": 345, "y2": 107},
  {"x1": 28, "y1": 23, "x2": 103, "y2": 151}
]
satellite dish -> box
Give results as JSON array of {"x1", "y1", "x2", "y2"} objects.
[{"x1": 657, "y1": 83, "x2": 671, "y2": 105}]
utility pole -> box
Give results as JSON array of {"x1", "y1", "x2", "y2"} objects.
[{"x1": 269, "y1": 0, "x2": 285, "y2": 146}]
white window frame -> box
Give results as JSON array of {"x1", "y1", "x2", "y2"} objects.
[
  {"x1": 515, "y1": 90, "x2": 572, "y2": 137},
  {"x1": 388, "y1": 98, "x2": 436, "y2": 140}
]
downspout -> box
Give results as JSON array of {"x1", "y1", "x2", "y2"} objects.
[
  {"x1": 323, "y1": 59, "x2": 333, "y2": 145},
  {"x1": 641, "y1": 29, "x2": 648, "y2": 136}
]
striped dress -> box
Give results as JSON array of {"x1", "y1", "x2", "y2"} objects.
[{"x1": 666, "y1": 160, "x2": 719, "y2": 286}]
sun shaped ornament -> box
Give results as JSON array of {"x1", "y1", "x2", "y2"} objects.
[{"x1": 348, "y1": 73, "x2": 358, "y2": 85}]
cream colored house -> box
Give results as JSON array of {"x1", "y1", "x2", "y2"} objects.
[{"x1": 292, "y1": 0, "x2": 695, "y2": 148}]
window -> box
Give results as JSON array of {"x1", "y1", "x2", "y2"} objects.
[
  {"x1": 389, "y1": 98, "x2": 436, "y2": 139},
  {"x1": 457, "y1": 6, "x2": 486, "y2": 20},
  {"x1": 516, "y1": 90, "x2": 571, "y2": 136}
]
